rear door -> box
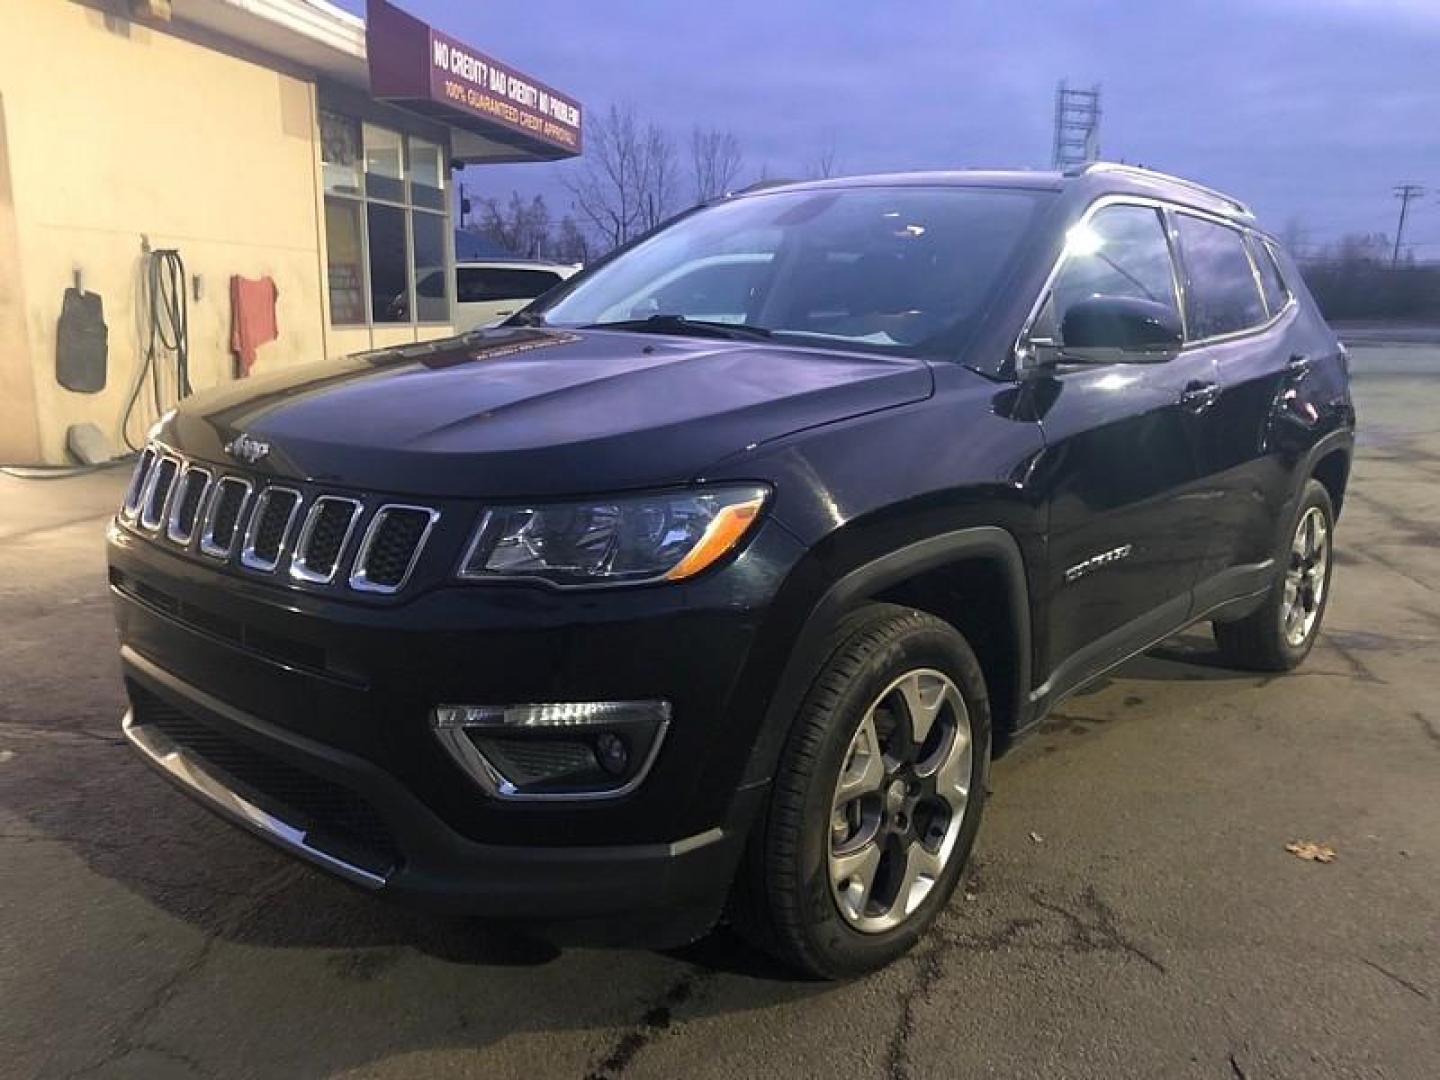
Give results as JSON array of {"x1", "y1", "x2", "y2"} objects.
[
  {"x1": 1027, "y1": 201, "x2": 1219, "y2": 700},
  {"x1": 1170, "y1": 213, "x2": 1297, "y2": 597}
]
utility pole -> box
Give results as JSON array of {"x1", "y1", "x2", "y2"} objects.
[
  {"x1": 1392, "y1": 183, "x2": 1424, "y2": 267},
  {"x1": 1052, "y1": 81, "x2": 1102, "y2": 170}
]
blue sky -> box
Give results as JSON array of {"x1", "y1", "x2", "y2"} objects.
[{"x1": 335, "y1": 0, "x2": 1440, "y2": 258}]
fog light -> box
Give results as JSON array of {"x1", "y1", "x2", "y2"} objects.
[{"x1": 432, "y1": 701, "x2": 670, "y2": 801}]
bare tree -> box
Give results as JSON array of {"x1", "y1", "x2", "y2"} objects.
[
  {"x1": 554, "y1": 215, "x2": 590, "y2": 264},
  {"x1": 639, "y1": 121, "x2": 679, "y2": 232},
  {"x1": 561, "y1": 103, "x2": 679, "y2": 253},
  {"x1": 474, "y1": 192, "x2": 552, "y2": 257},
  {"x1": 690, "y1": 127, "x2": 745, "y2": 202},
  {"x1": 808, "y1": 137, "x2": 840, "y2": 180}
]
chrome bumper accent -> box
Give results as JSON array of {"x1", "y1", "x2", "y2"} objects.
[{"x1": 122, "y1": 708, "x2": 388, "y2": 890}]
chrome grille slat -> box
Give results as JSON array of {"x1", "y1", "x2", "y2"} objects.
[
  {"x1": 291, "y1": 497, "x2": 363, "y2": 584},
  {"x1": 241, "y1": 487, "x2": 302, "y2": 572},
  {"x1": 199, "y1": 477, "x2": 254, "y2": 559},
  {"x1": 138, "y1": 456, "x2": 180, "y2": 532},
  {"x1": 165, "y1": 465, "x2": 213, "y2": 546},
  {"x1": 350, "y1": 505, "x2": 440, "y2": 594},
  {"x1": 121, "y1": 448, "x2": 156, "y2": 520}
]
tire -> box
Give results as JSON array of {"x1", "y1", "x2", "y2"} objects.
[
  {"x1": 1213, "y1": 479, "x2": 1336, "y2": 672},
  {"x1": 732, "y1": 603, "x2": 991, "y2": 979}
]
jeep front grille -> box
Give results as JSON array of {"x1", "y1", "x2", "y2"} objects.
[
  {"x1": 165, "y1": 465, "x2": 212, "y2": 546},
  {"x1": 117, "y1": 443, "x2": 440, "y2": 596},
  {"x1": 199, "y1": 477, "x2": 253, "y2": 558},
  {"x1": 122, "y1": 447, "x2": 156, "y2": 520},
  {"x1": 139, "y1": 456, "x2": 180, "y2": 531},
  {"x1": 241, "y1": 487, "x2": 301, "y2": 572},
  {"x1": 350, "y1": 506, "x2": 440, "y2": 594},
  {"x1": 291, "y1": 497, "x2": 363, "y2": 584}
]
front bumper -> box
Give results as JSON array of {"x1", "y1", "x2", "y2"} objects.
[{"x1": 109, "y1": 515, "x2": 806, "y2": 938}]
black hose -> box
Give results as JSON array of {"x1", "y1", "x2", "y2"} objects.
[
  {"x1": 0, "y1": 456, "x2": 137, "y2": 480},
  {"x1": 120, "y1": 248, "x2": 191, "y2": 452}
]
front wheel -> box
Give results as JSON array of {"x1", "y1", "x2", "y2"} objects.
[
  {"x1": 1213, "y1": 479, "x2": 1336, "y2": 671},
  {"x1": 732, "y1": 604, "x2": 991, "y2": 978}
]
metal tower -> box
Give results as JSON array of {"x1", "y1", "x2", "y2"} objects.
[{"x1": 1052, "y1": 81, "x2": 1102, "y2": 170}]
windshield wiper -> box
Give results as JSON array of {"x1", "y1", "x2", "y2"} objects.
[{"x1": 581, "y1": 314, "x2": 774, "y2": 342}]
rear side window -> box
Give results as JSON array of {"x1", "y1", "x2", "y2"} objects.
[
  {"x1": 1250, "y1": 238, "x2": 1291, "y2": 316},
  {"x1": 456, "y1": 268, "x2": 563, "y2": 304},
  {"x1": 1175, "y1": 215, "x2": 1267, "y2": 338},
  {"x1": 1034, "y1": 203, "x2": 1181, "y2": 343}
]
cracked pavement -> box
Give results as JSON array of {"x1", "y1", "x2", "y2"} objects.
[{"x1": 2, "y1": 344, "x2": 1438, "y2": 1079}]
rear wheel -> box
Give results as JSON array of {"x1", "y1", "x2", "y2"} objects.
[
  {"x1": 1213, "y1": 479, "x2": 1335, "y2": 671},
  {"x1": 732, "y1": 604, "x2": 991, "y2": 978}
]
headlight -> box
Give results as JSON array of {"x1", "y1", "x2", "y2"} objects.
[{"x1": 457, "y1": 485, "x2": 768, "y2": 586}]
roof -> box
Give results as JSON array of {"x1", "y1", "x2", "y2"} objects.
[
  {"x1": 172, "y1": 0, "x2": 367, "y2": 83},
  {"x1": 732, "y1": 163, "x2": 1256, "y2": 225}
]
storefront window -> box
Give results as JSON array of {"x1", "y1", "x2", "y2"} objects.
[
  {"x1": 367, "y1": 204, "x2": 409, "y2": 324},
  {"x1": 320, "y1": 111, "x2": 450, "y2": 326},
  {"x1": 409, "y1": 137, "x2": 445, "y2": 211},
  {"x1": 320, "y1": 112, "x2": 362, "y2": 196},
  {"x1": 411, "y1": 211, "x2": 448, "y2": 321},
  {"x1": 324, "y1": 198, "x2": 366, "y2": 325},
  {"x1": 363, "y1": 123, "x2": 404, "y2": 202}
]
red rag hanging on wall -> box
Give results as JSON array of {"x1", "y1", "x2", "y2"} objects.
[{"x1": 230, "y1": 275, "x2": 279, "y2": 377}]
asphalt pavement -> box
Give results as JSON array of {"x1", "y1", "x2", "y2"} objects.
[{"x1": 1, "y1": 343, "x2": 1437, "y2": 1079}]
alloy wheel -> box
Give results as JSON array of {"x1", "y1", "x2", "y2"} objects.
[
  {"x1": 1282, "y1": 506, "x2": 1329, "y2": 648},
  {"x1": 827, "y1": 669, "x2": 972, "y2": 934}
]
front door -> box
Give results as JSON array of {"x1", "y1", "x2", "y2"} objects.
[{"x1": 1023, "y1": 201, "x2": 1216, "y2": 702}]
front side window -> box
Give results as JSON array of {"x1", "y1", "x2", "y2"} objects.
[
  {"x1": 320, "y1": 111, "x2": 450, "y2": 327},
  {"x1": 538, "y1": 187, "x2": 1051, "y2": 357},
  {"x1": 1034, "y1": 203, "x2": 1180, "y2": 344},
  {"x1": 1176, "y1": 214, "x2": 1267, "y2": 339}
]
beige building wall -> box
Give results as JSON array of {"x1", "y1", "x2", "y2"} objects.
[
  {"x1": 0, "y1": 1, "x2": 449, "y2": 464},
  {"x1": 0, "y1": 91, "x2": 43, "y2": 465}
]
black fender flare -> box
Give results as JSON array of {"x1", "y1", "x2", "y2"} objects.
[{"x1": 736, "y1": 525, "x2": 1032, "y2": 790}]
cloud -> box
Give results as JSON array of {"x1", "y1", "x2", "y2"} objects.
[{"x1": 342, "y1": 0, "x2": 1440, "y2": 252}]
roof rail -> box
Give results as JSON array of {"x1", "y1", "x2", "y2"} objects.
[{"x1": 1066, "y1": 161, "x2": 1253, "y2": 218}]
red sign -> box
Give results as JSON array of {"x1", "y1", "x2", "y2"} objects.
[{"x1": 367, "y1": 1, "x2": 582, "y2": 161}]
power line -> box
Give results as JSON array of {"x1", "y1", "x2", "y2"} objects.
[{"x1": 1392, "y1": 183, "x2": 1425, "y2": 267}]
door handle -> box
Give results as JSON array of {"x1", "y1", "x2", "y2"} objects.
[
  {"x1": 1287, "y1": 353, "x2": 1313, "y2": 376},
  {"x1": 1179, "y1": 380, "x2": 1219, "y2": 413}
]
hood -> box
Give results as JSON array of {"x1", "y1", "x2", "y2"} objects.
[{"x1": 161, "y1": 327, "x2": 933, "y2": 498}]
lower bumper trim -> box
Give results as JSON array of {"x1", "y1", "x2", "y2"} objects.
[{"x1": 122, "y1": 708, "x2": 390, "y2": 890}]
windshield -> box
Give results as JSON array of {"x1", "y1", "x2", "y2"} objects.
[{"x1": 535, "y1": 186, "x2": 1052, "y2": 357}]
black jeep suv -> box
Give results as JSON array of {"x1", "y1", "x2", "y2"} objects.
[{"x1": 109, "y1": 164, "x2": 1353, "y2": 977}]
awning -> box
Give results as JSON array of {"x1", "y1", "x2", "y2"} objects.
[{"x1": 366, "y1": 0, "x2": 582, "y2": 163}]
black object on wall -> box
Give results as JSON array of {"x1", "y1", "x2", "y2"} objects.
[{"x1": 56, "y1": 286, "x2": 108, "y2": 393}]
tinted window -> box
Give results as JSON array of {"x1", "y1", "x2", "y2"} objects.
[
  {"x1": 1041, "y1": 204, "x2": 1180, "y2": 343},
  {"x1": 457, "y1": 268, "x2": 563, "y2": 303},
  {"x1": 367, "y1": 203, "x2": 409, "y2": 324},
  {"x1": 1251, "y1": 237, "x2": 1290, "y2": 315},
  {"x1": 1176, "y1": 214, "x2": 1267, "y2": 338},
  {"x1": 411, "y1": 212, "x2": 448, "y2": 322}
]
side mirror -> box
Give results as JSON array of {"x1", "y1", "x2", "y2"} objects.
[{"x1": 1056, "y1": 296, "x2": 1184, "y2": 364}]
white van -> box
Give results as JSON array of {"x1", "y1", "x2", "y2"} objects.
[{"x1": 421, "y1": 260, "x2": 580, "y2": 331}]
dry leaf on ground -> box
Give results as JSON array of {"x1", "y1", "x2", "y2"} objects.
[{"x1": 1285, "y1": 840, "x2": 1336, "y2": 863}]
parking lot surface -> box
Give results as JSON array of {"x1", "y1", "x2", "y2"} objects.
[{"x1": 2, "y1": 344, "x2": 1437, "y2": 1079}]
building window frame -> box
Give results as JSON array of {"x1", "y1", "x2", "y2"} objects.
[{"x1": 321, "y1": 110, "x2": 452, "y2": 329}]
